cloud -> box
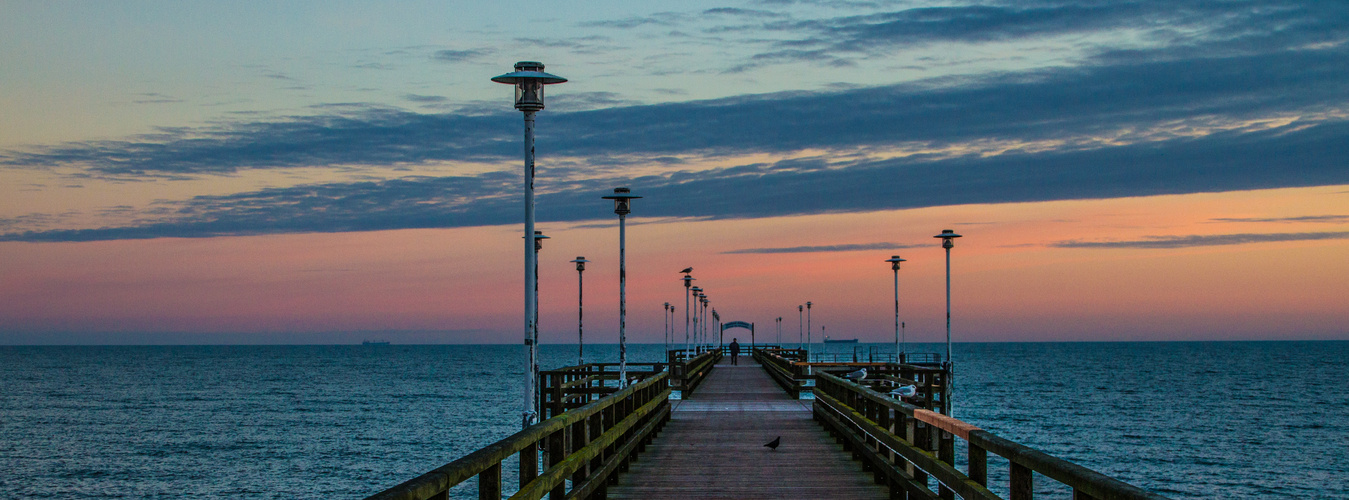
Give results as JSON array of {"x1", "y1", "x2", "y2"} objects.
[
  {"x1": 723, "y1": 242, "x2": 913, "y2": 254},
  {"x1": 432, "y1": 49, "x2": 492, "y2": 62},
  {"x1": 404, "y1": 94, "x2": 447, "y2": 103},
  {"x1": 1052, "y1": 231, "x2": 1349, "y2": 249},
  {"x1": 6, "y1": 45, "x2": 1347, "y2": 177},
  {"x1": 1209, "y1": 215, "x2": 1349, "y2": 224},
  {"x1": 7, "y1": 115, "x2": 1347, "y2": 242}
]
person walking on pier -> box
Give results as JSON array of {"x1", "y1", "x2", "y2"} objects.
[{"x1": 729, "y1": 338, "x2": 741, "y2": 365}]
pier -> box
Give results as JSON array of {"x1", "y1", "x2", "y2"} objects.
[{"x1": 366, "y1": 347, "x2": 1168, "y2": 500}]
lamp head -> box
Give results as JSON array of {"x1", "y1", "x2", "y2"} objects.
[
  {"x1": 602, "y1": 187, "x2": 642, "y2": 216},
  {"x1": 886, "y1": 255, "x2": 906, "y2": 271},
  {"x1": 806, "y1": 301, "x2": 812, "y2": 308},
  {"x1": 934, "y1": 229, "x2": 963, "y2": 249},
  {"x1": 570, "y1": 256, "x2": 589, "y2": 271},
  {"x1": 530, "y1": 230, "x2": 549, "y2": 251},
  {"x1": 683, "y1": 275, "x2": 695, "y2": 287},
  {"x1": 491, "y1": 61, "x2": 567, "y2": 112}
]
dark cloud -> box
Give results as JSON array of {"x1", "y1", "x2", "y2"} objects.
[
  {"x1": 5, "y1": 117, "x2": 1347, "y2": 242},
  {"x1": 723, "y1": 242, "x2": 912, "y2": 254},
  {"x1": 404, "y1": 94, "x2": 447, "y2": 103},
  {"x1": 6, "y1": 45, "x2": 1347, "y2": 177},
  {"x1": 433, "y1": 49, "x2": 492, "y2": 62},
  {"x1": 1209, "y1": 215, "x2": 1349, "y2": 224},
  {"x1": 1052, "y1": 231, "x2": 1349, "y2": 249}
]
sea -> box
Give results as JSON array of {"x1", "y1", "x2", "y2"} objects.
[{"x1": 1, "y1": 341, "x2": 1345, "y2": 499}]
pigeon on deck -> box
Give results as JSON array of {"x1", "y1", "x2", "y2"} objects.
[
  {"x1": 843, "y1": 368, "x2": 867, "y2": 381},
  {"x1": 764, "y1": 436, "x2": 781, "y2": 450},
  {"x1": 889, "y1": 385, "x2": 918, "y2": 398}
]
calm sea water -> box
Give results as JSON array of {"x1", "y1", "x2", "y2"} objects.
[{"x1": 1, "y1": 341, "x2": 1345, "y2": 499}]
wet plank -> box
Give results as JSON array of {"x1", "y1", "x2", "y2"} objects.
[{"x1": 606, "y1": 355, "x2": 888, "y2": 499}]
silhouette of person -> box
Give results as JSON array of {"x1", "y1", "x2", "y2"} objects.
[{"x1": 729, "y1": 338, "x2": 740, "y2": 365}]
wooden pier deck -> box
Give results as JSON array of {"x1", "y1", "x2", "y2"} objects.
[{"x1": 605, "y1": 354, "x2": 889, "y2": 499}]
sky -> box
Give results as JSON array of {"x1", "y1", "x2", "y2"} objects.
[{"x1": 1, "y1": 0, "x2": 1346, "y2": 345}]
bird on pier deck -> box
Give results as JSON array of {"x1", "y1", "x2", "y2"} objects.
[
  {"x1": 679, "y1": 267, "x2": 693, "y2": 274},
  {"x1": 764, "y1": 436, "x2": 781, "y2": 450},
  {"x1": 843, "y1": 368, "x2": 867, "y2": 381}
]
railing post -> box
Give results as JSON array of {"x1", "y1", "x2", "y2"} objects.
[
  {"x1": 478, "y1": 461, "x2": 501, "y2": 500},
  {"x1": 938, "y1": 430, "x2": 955, "y2": 499},
  {"x1": 548, "y1": 428, "x2": 566, "y2": 499},
  {"x1": 969, "y1": 441, "x2": 987, "y2": 486},
  {"x1": 520, "y1": 442, "x2": 538, "y2": 490},
  {"x1": 1011, "y1": 461, "x2": 1033, "y2": 500}
]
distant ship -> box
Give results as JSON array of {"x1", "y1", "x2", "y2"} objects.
[
  {"x1": 823, "y1": 336, "x2": 858, "y2": 344},
  {"x1": 361, "y1": 340, "x2": 391, "y2": 345}
]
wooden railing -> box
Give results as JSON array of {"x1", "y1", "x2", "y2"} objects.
[
  {"x1": 365, "y1": 371, "x2": 671, "y2": 500},
  {"x1": 812, "y1": 371, "x2": 1168, "y2": 500},
  {"x1": 667, "y1": 349, "x2": 719, "y2": 397},
  {"x1": 538, "y1": 362, "x2": 665, "y2": 420},
  {"x1": 754, "y1": 348, "x2": 947, "y2": 408}
]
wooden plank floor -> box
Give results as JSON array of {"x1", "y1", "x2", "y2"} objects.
[{"x1": 605, "y1": 354, "x2": 888, "y2": 499}]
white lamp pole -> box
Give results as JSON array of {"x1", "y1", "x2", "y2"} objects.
[
  {"x1": 682, "y1": 274, "x2": 694, "y2": 359},
  {"x1": 492, "y1": 61, "x2": 566, "y2": 429},
  {"x1": 603, "y1": 188, "x2": 641, "y2": 388},
  {"x1": 886, "y1": 256, "x2": 906, "y2": 364},
  {"x1": 934, "y1": 229, "x2": 962, "y2": 415},
  {"x1": 806, "y1": 301, "x2": 812, "y2": 362},
  {"x1": 571, "y1": 257, "x2": 589, "y2": 365}
]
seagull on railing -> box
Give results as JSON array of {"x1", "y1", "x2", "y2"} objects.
[
  {"x1": 889, "y1": 385, "x2": 918, "y2": 398},
  {"x1": 843, "y1": 368, "x2": 867, "y2": 381}
]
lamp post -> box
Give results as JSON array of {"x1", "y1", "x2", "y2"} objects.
[
  {"x1": 603, "y1": 187, "x2": 641, "y2": 388},
  {"x1": 664, "y1": 302, "x2": 671, "y2": 357},
  {"x1": 776, "y1": 317, "x2": 782, "y2": 346},
  {"x1": 570, "y1": 257, "x2": 589, "y2": 365},
  {"x1": 885, "y1": 255, "x2": 907, "y2": 363},
  {"x1": 691, "y1": 286, "x2": 702, "y2": 353},
  {"x1": 934, "y1": 229, "x2": 962, "y2": 416},
  {"x1": 798, "y1": 305, "x2": 804, "y2": 350},
  {"x1": 493, "y1": 61, "x2": 566, "y2": 429},
  {"x1": 682, "y1": 273, "x2": 694, "y2": 359},
  {"x1": 701, "y1": 294, "x2": 709, "y2": 349},
  {"x1": 806, "y1": 301, "x2": 813, "y2": 362}
]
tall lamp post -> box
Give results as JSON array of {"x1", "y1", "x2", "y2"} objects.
[
  {"x1": 570, "y1": 257, "x2": 589, "y2": 364},
  {"x1": 663, "y1": 302, "x2": 671, "y2": 357},
  {"x1": 797, "y1": 305, "x2": 804, "y2": 350},
  {"x1": 701, "y1": 295, "x2": 710, "y2": 349},
  {"x1": 934, "y1": 229, "x2": 962, "y2": 416},
  {"x1": 493, "y1": 61, "x2": 566, "y2": 429},
  {"x1": 776, "y1": 317, "x2": 782, "y2": 345},
  {"x1": 603, "y1": 187, "x2": 641, "y2": 388},
  {"x1": 690, "y1": 286, "x2": 702, "y2": 353},
  {"x1": 806, "y1": 301, "x2": 813, "y2": 362},
  {"x1": 682, "y1": 273, "x2": 694, "y2": 359},
  {"x1": 885, "y1": 255, "x2": 907, "y2": 363}
]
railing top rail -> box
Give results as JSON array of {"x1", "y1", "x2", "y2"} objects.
[
  {"x1": 367, "y1": 371, "x2": 668, "y2": 500},
  {"x1": 815, "y1": 371, "x2": 1166, "y2": 500}
]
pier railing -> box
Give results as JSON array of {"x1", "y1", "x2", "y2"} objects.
[
  {"x1": 754, "y1": 348, "x2": 947, "y2": 408},
  {"x1": 538, "y1": 362, "x2": 665, "y2": 420},
  {"x1": 366, "y1": 371, "x2": 671, "y2": 500},
  {"x1": 667, "y1": 348, "x2": 720, "y2": 397},
  {"x1": 812, "y1": 371, "x2": 1168, "y2": 500}
]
